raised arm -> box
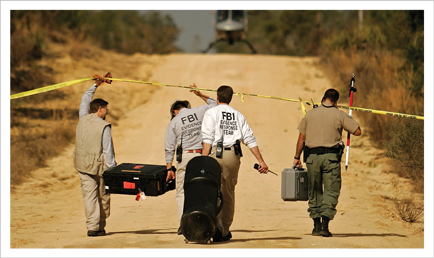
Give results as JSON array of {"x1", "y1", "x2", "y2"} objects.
[
  {"x1": 79, "y1": 84, "x2": 97, "y2": 119},
  {"x1": 190, "y1": 83, "x2": 212, "y2": 102},
  {"x1": 79, "y1": 72, "x2": 112, "y2": 118}
]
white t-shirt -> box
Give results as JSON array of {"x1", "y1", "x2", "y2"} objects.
[{"x1": 201, "y1": 104, "x2": 258, "y2": 149}]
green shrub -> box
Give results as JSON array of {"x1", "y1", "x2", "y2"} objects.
[{"x1": 85, "y1": 10, "x2": 180, "y2": 54}]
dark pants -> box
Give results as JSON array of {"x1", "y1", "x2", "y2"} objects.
[{"x1": 305, "y1": 153, "x2": 341, "y2": 220}]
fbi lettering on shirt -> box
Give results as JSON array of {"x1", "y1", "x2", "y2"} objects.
[
  {"x1": 220, "y1": 111, "x2": 238, "y2": 135},
  {"x1": 180, "y1": 113, "x2": 202, "y2": 138}
]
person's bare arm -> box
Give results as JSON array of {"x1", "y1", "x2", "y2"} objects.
[
  {"x1": 293, "y1": 133, "x2": 306, "y2": 169},
  {"x1": 202, "y1": 142, "x2": 212, "y2": 156},
  {"x1": 353, "y1": 127, "x2": 361, "y2": 136},
  {"x1": 249, "y1": 146, "x2": 268, "y2": 173}
]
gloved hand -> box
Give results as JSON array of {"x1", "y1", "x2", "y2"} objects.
[{"x1": 93, "y1": 72, "x2": 112, "y2": 86}]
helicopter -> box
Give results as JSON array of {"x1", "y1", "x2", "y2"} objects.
[{"x1": 202, "y1": 10, "x2": 257, "y2": 54}]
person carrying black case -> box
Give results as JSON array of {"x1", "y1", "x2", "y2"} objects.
[{"x1": 165, "y1": 84, "x2": 218, "y2": 234}]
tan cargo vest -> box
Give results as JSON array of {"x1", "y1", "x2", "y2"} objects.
[{"x1": 73, "y1": 113, "x2": 110, "y2": 175}]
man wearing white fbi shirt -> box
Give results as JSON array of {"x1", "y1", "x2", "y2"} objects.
[{"x1": 201, "y1": 85, "x2": 269, "y2": 242}]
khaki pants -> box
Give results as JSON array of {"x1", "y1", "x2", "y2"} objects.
[
  {"x1": 305, "y1": 153, "x2": 341, "y2": 220},
  {"x1": 176, "y1": 152, "x2": 202, "y2": 222},
  {"x1": 78, "y1": 172, "x2": 110, "y2": 231},
  {"x1": 209, "y1": 146, "x2": 241, "y2": 237}
]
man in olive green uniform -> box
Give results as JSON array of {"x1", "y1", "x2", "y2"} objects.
[{"x1": 293, "y1": 89, "x2": 361, "y2": 237}]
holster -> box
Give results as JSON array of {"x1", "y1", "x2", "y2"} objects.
[
  {"x1": 303, "y1": 142, "x2": 309, "y2": 163},
  {"x1": 176, "y1": 145, "x2": 183, "y2": 162},
  {"x1": 337, "y1": 141, "x2": 345, "y2": 162},
  {"x1": 216, "y1": 141, "x2": 223, "y2": 158},
  {"x1": 234, "y1": 140, "x2": 243, "y2": 157}
]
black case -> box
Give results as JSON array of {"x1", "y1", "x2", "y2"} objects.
[
  {"x1": 103, "y1": 163, "x2": 176, "y2": 196},
  {"x1": 181, "y1": 156, "x2": 223, "y2": 244}
]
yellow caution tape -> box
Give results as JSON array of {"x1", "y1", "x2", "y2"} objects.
[
  {"x1": 304, "y1": 101, "x2": 424, "y2": 120},
  {"x1": 10, "y1": 77, "x2": 424, "y2": 120},
  {"x1": 299, "y1": 97, "x2": 307, "y2": 117},
  {"x1": 10, "y1": 78, "x2": 93, "y2": 100},
  {"x1": 337, "y1": 104, "x2": 424, "y2": 120}
]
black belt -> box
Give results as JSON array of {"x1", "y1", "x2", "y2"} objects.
[
  {"x1": 224, "y1": 146, "x2": 232, "y2": 150},
  {"x1": 309, "y1": 147, "x2": 340, "y2": 155}
]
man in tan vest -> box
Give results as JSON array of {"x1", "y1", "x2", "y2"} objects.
[{"x1": 73, "y1": 72, "x2": 116, "y2": 237}]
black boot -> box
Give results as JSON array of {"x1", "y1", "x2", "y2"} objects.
[
  {"x1": 87, "y1": 230, "x2": 105, "y2": 237},
  {"x1": 319, "y1": 216, "x2": 332, "y2": 237},
  {"x1": 213, "y1": 228, "x2": 223, "y2": 242},
  {"x1": 312, "y1": 218, "x2": 322, "y2": 236}
]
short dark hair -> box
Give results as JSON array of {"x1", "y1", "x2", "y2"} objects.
[
  {"x1": 217, "y1": 85, "x2": 233, "y2": 104},
  {"x1": 173, "y1": 102, "x2": 187, "y2": 111},
  {"x1": 323, "y1": 89, "x2": 340, "y2": 103},
  {"x1": 89, "y1": 98, "x2": 108, "y2": 113}
]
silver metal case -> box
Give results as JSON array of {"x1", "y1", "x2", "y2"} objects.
[{"x1": 281, "y1": 167, "x2": 309, "y2": 201}]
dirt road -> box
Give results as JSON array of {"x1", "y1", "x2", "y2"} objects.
[{"x1": 7, "y1": 54, "x2": 425, "y2": 256}]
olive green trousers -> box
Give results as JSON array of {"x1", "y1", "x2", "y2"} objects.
[{"x1": 305, "y1": 153, "x2": 341, "y2": 220}]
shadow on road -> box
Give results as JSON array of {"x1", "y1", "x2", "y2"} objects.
[
  {"x1": 107, "y1": 228, "x2": 176, "y2": 235},
  {"x1": 330, "y1": 233, "x2": 408, "y2": 238},
  {"x1": 108, "y1": 228, "x2": 280, "y2": 236},
  {"x1": 215, "y1": 229, "x2": 302, "y2": 243},
  {"x1": 107, "y1": 229, "x2": 407, "y2": 242},
  {"x1": 224, "y1": 236, "x2": 303, "y2": 243}
]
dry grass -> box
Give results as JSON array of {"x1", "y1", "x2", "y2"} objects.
[
  {"x1": 319, "y1": 47, "x2": 424, "y2": 194},
  {"x1": 320, "y1": 48, "x2": 423, "y2": 142},
  {"x1": 395, "y1": 198, "x2": 424, "y2": 223},
  {"x1": 381, "y1": 177, "x2": 424, "y2": 224},
  {"x1": 10, "y1": 117, "x2": 76, "y2": 186},
  {"x1": 10, "y1": 35, "x2": 159, "y2": 187}
]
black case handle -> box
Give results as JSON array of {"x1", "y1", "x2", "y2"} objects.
[{"x1": 292, "y1": 165, "x2": 305, "y2": 171}]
